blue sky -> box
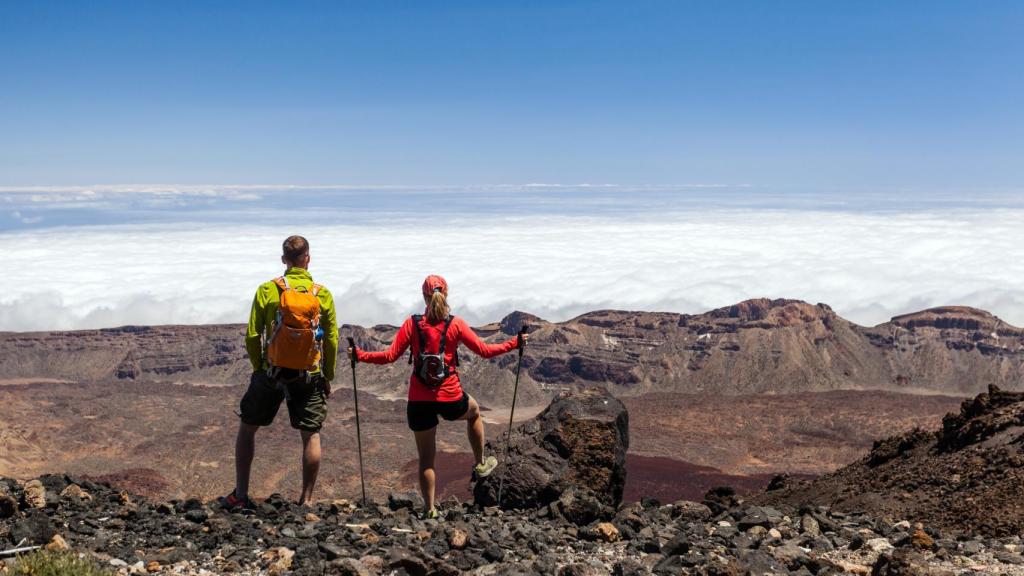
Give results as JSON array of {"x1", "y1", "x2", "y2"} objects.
[{"x1": 2, "y1": 1, "x2": 1022, "y2": 188}]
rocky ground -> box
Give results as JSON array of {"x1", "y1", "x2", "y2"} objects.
[
  {"x1": 4, "y1": 388, "x2": 1024, "y2": 575},
  {"x1": 761, "y1": 385, "x2": 1024, "y2": 537},
  {"x1": 3, "y1": 474, "x2": 1024, "y2": 575}
]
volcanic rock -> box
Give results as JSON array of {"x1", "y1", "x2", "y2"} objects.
[
  {"x1": 911, "y1": 528, "x2": 935, "y2": 550},
  {"x1": 472, "y1": 388, "x2": 628, "y2": 510},
  {"x1": 387, "y1": 491, "x2": 418, "y2": 511},
  {"x1": 593, "y1": 522, "x2": 620, "y2": 543},
  {"x1": 4, "y1": 472, "x2": 1024, "y2": 575},
  {"x1": 59, "y1": 483, "x2": 92, "y2": 502},
  {"x1": 331, "y1": 557, "x2": 372, "y2": 576},
  {"x1": 871, "y1": 549, "x2": 933, "y2": 576},
  {"x1": 317, "y1": 541, "x2": 346, "y2": 560},
  {"x1": 761, "y1": 385, "x2": 1024, "y2": 536},
  {"x1": 800, "y1": 515, "x2": 821, "y2": 537},
  {"x1": 264, "y1": 546, "x2": 295, "y2": 574},
  {"x1": 10, "y1": 509, "x2": 55, "y2": 544},
  {"x1": 551, "y1": 489, "x2": 612, "y2": 526},
  {"x1": 44, "y1": 534, "x2": 69, "y2": 552},
  {"x1": 0, "y1": 483, "x2": 16, "y2": 520},
  {"x1": 446, "y1": 527, "x2": 469, "y2": 550},
  {"x1": 22, "y1": 479, "x2": 46, "y2": 509},
  {"x1": 670, "y1": 500, "x2": 712, "y2": 522}
]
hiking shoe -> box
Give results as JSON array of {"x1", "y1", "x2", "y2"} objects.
[
  {"x1": 218, "y1": 490, "x2": 256, "y2": 511},
  {"x1": 421, "y1": 508, "x2": 439, "y2": 520},
  {"x1": 473, "y1": 456, "x2": 498, "y2": 479}
]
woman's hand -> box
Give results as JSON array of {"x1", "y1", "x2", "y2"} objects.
[
  {"x1": 347, "y1": 346, "x2": 356, "y2": 361},
  {"x1": 518, "y1": 331, "x2": 530, "y2": 349}
]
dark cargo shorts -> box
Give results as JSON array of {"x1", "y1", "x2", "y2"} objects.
[
  {"x1": 406, "y1": 394, "x2": 470, "y2": 432},
  {"x1": 239, "y1": 371, "x2": 327, "y2": 432}
]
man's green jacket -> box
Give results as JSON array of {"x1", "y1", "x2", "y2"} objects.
[{"x1": 245, "y1": 267, "x2": 339, "y2": 381}]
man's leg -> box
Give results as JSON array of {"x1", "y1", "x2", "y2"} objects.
[
  {"x1": 413, "y1": 427, "x2": 438, "y2": 512},
  {"x1": 457, "y1": 396, "x2": 485, "y2": 466},
  {"x1": 235, "y1": 422, "x2": 260, "y2": 499},
  {"x1": 288, "y1": 376, "x2": 327, "y2": 506},
  {"x1": 299, "y1": 430, "x2": 321, "y2": 505},
  {"x1": 233, "y1": 370, "x2": 283, "y2": 502}
]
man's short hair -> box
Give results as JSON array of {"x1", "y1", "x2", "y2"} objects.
[{"x1": 282, "y1": 235, "x2": 309, "y2": 263}]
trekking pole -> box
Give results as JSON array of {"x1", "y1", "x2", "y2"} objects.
[
  {"x1": 347, "y1": 337, "x2": 367, "y2": 507},
  {"x1": 497, "y1": 326, "x2": 528, "y2": 506}
]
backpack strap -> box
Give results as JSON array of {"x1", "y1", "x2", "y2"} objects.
[
  {"x1": 310, "y1": 283, "x2": 322, "y2": 296},
  {"x1": 451, "y1": 315, "x2": 461, "y2": 367},
  {"x1": 439, "y1": 315, "x2": 456, "y2": 365},
  {"x1": 267, "y1": 277, "x2": 287, "y2": 355},
  {"x1": 409, "y1": 314, "x2": 424, "y2": 365}
]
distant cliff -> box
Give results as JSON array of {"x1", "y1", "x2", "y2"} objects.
[{"x1": 2, "y1": 299, "x2": 1022, "y2": 405}]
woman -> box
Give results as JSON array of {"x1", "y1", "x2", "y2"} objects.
[{"x1": 348, "y1": 275, "x2": 526, "y2": 518}]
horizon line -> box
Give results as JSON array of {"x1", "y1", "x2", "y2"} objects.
[
  {"x1": 1, "y1": 298, "x2": 1014, "y2": 335},
  {"x1": 0, "y1": 183, "x2": 757, "y2": 193}
]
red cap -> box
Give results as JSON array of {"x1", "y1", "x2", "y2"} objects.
[{"x1": 422, "y1": 275, "x2": 448, "y2": 296}]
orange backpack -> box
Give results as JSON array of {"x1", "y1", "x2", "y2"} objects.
[{"x1": 266, "y1": 276, "x2": 323, "y2": 371}]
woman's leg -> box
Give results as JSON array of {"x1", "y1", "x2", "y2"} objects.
[
  {"x1": 413, "y1": 427, "x2": 438, "y2": 511},
  {"x1": 456, "y1": 395, "x2": 485, "y2": 466}
]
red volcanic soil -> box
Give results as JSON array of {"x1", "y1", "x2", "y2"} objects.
[
  {"x1": 400, "y1": 452, "x2": 478, "y2": 502},
  {"x1": 0, "y1": 379, "x2": 958, "y2": 503},
  {"x1": 401, "y1": 452, "x2": 808, "y2": 504},
  {"x1": 81, "y1": 468, "x2": 171, "y2": 499},
  {"x1": 621, "y1": 455, "x2": 812, "y2": 503}
]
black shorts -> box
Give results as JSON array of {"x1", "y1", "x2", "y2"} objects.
[
  {"x1": 239, "y1": 371, "x2": 328, "y2": 432},
  {"x1": 407, "y1": 394, "x2": 470, "y2": 432}
]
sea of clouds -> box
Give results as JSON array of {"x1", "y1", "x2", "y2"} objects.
[{"x1": 1, "y1": 185, "x2": 1022, "y2": 332}]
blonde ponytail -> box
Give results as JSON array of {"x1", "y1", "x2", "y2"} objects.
[{"x1": 426, "y1": 289, "x2": 449, "y2": 323}]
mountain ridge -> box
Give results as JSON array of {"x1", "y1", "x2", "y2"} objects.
[
  {"x1": 3, "y1": 298, "x2": 1017, "y2": 336},
  {"x1": 1, "y1": 298, "x2": 1021, "y2": 405}
]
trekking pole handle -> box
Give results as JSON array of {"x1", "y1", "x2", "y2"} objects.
[
  {"x1": 517, "y1": 326, "x2": 528, "y2": 355},
  {"x1": 346, "y1": 337, "x2": 357, "y2": 367}
]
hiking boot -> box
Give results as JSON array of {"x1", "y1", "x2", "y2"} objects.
[
  {"x1": 218, "y1": 490, "x2": 256, "y2": 511},
  {"x1": 473, "y1": 456, "x2": 498, "y2": 479},
  {"x1": 421, "y1": 507, "x2": 439, "y2": 520}
]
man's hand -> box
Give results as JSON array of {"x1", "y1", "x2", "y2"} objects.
[{"x1": 313, "y1": 374, "x2": 331, "y2": 398}]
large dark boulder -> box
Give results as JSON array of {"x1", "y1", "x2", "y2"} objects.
[{"x1": 473, "y1": 387, "x2": 629, "y2": 510}]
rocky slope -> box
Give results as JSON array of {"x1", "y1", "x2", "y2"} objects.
[
  {"x1": 7, "y1": 474, "x2": 1024, "y2": 576},
  {"x1": 760, "y1": 385, "x2": 1024, "y2": 537},
  {"x1": 2, "y1": 300, "x2": 1022, "y2": 401},
  {"x1": 4, "y1": 390, "x2": 1024, "y2": 575}
]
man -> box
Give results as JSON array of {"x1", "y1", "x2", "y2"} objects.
[{"x1": 220, "y1": 235, "x2": 339, "y2": 508}]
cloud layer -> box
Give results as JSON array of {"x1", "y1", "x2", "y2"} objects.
[{"x1": 2, "y1": 207, "x2": 1023, "y2": 332}]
